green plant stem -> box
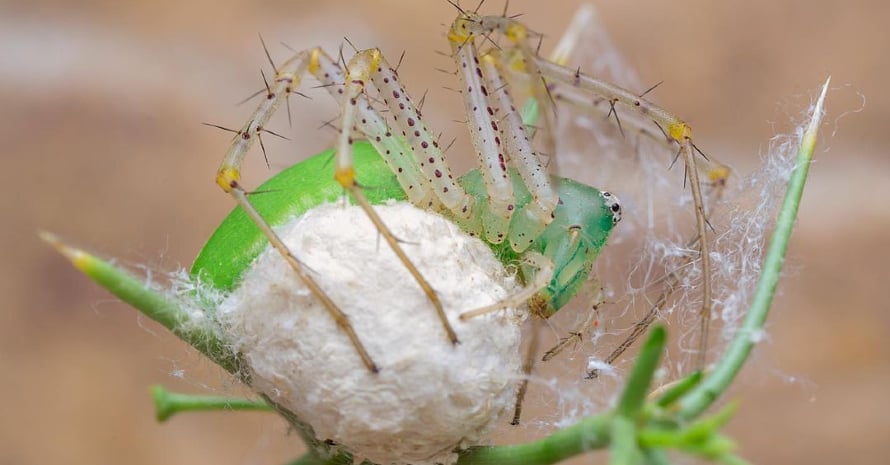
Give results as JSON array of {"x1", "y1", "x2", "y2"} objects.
[
  {"x1": 616, "y1": 326, "x2": 665, "y2": 417},
  {"x1": 677, "y1": 78, "x2": 830, "y2": 420},
  {"x1": 459, "y1": 327, "x2": 667, "y2": 465},
  {"x1": 151, "y1": 385, "x2": 272, "y2": 422},
  {"x1": 458, "y1": 412, "x2": 612, "y2": 465},
  {"x1": 39, "y1": 232, "x2": 241, "y2": 374},
  {"x1": 609, "y1": 415, "x2": 640, "y2": 465},
  {"x1": 654, "y1": 371, "x2": 703, "y2": 408},
  {"x1": 41, "y1": 233, "x2": 334, "y2": 450}
]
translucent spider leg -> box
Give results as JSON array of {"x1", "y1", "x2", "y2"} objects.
[
  {"x1": 215, "y1": 46, "x2": 463, "y2": 370},
  {"x1": 586, "y1": 172, "x2": 730, "y2": 379},
  {"x1": 448, "y1": 28, "x2": 517, "y2": 243},
  {"x1": 544, "y1": 80, "x2": 731, "y2": 186},
  {"x1": 334, "y1": 49, "x2": 471, "y2": 345},
  {"x1": 450, "y1": 11, "x2": 560, "y2": 173},
  {"x1": 458, "y1": 252, "x2": 554, "y2": 321},
  {"x1": 479, "y1": 51, "x2": 559, "y2": 251},
  {"x1": 309, "y1": 49, "x2": 442, "y2": 208},
  {"x1": 542, "y1": 284, "x2": 605, "y2": 362},
  {"x1": 354, "y1": 50, "x2": 474, "y2": 220},
  {"x1": 511, "y1": 315, "x2": 541, "y2": 426},
  {"x1": 215, "y1": 48, "x2": 382, "y2": 372},
  {"x1": 534, "y1": 59, "x2": 715, "y2": 368}
]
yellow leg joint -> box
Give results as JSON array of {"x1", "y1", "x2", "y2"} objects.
[
  {"x1": 367, "y1": 49, "x2": 381, "y2": 73},
  {"x1": 506, "y1": 23, "x2": 527, "y2": 42},
  {"x1": 309, "y1": 48, "x2": 321, "y2": 74},
  {"x1": 668, "y1": 122, "x2": 692, "y2": 142},
  {"x1": 708, "y1": 165, "x2": 730, "y2": 184},
  {"x1": 334, "y1": 167, "x2": 355, "y2": 188},
  {"x1": 505, "y1": 49, "x2": 527, "y2": 73},
  {"x1": 447, "y1": 17, "x2": 473, "y2": 44},
  {"x1": 216, "y1": 167, "x2": 240, "y2": 192}
]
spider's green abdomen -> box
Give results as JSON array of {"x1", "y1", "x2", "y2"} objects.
[
  {"x1": 193, "y1": 140, "x2": 619, "y2": 316},
  {"x1": 192, "y1": 141, "x2": 406, "y2": 291}
]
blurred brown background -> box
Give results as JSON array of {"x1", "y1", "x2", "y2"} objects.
[{"x1": 2, "y1": 0, "x2": 888, "y2": 464}]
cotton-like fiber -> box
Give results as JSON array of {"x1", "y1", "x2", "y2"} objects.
[{"x1": 219, "y1": 201, "x2": 525, "y2": 465}]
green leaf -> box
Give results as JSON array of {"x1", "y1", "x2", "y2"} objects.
[
  {"x1": 655, "y1": 371, "x2": 703, "y2": 408},
  {"x1": 616, "y1": 326, "x2": 666, "y2": 417}
]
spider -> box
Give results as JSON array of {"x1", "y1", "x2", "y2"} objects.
[{"x1": 194, "y1": 2, "x2": 723, "y2": 425}]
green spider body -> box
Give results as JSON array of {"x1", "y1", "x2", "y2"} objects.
[{"x1": 192, "y1": 140, "x2": 618, "y2": 317}]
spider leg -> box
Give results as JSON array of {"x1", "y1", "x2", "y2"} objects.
[
  {"x1": 511, "y1": 315, "x2": 541, "y2": 426},
  {"x1": 337, "y1": 49, "x2": 463, "y2": 345},
  {"x1": 215, "y1": 47, "x2": 381, "y2": 372},
  {"x1": 214, "y1": 46, "x2": 473, "y2": 369},
  {"x1": 542, "y1": 284, "x2": 605, "y2": 362},
  {"x1": 535, "y1": 59, "x2": 717, "y2": 369},
  {"x1": 448, "y1": 24, "x2": 517, "y2": 243},
  {"x1": 480, "y1": 50, "x2": 559, "y2": 252},
  {"x1": 459, "y1": 252, "x2": 554, "y2": 321}
]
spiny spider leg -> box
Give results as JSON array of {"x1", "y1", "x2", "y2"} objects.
[
  {"x1": 337, "y1": 49, "x2": 461, "y2": 345},
  {"x1": 542, "y1": 284, "x2": 605, "y2": 362},
  {"x1": 459, "y1": 252, "x2": 554, "y2": 321},
  {"x1": 215, "y1": 46, "x2": 468, "y2": 371},
  {"x1": 357, "y1": 51, "x2": 473, "y2": 218},
  {"x1": 448, "y1": 23, "x2": 518, "y2": 243},
  {"x1": 534, "y1": 59, "x2": 716, "y2": 368},
  {"x1": 448, "y1": 8, "x2": 624, "y2": 424},
  {"x1": 547, "y1": 81, "x2": 731, "y2": 191},
  {"x1": 468, "y1": 13, "x2": 561, "y2": 168},
  {"x1": 308, "y1": 50, "x2": 440, "y2": 209},
  {"x1": 587, "y1": 171, "x2": 730, "y2": 378},
  {"x1": 480, "y1": 50, "x2": 559, "y2": 251},
  {"x1": 215, "y1": 48, "x2": 385, "y2": 373},
  {"x1": 511, "y1": 315, "x2": 541, "y2": 426}
]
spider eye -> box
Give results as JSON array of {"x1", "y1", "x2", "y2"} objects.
[{"x1": 600, "y1": 191, "x2": 622, "y2": 225}]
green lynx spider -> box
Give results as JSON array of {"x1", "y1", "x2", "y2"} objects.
[
  {"x1": 39, "y1": 0, "x2": 830, "y2": 452},
  {"x1": 199, "y1": 5, "x2": 721, "y2": 401}
]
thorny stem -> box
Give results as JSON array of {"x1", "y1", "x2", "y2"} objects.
[{"x1": 677, "y1": 77, "x2": 830, "y2": 420}]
